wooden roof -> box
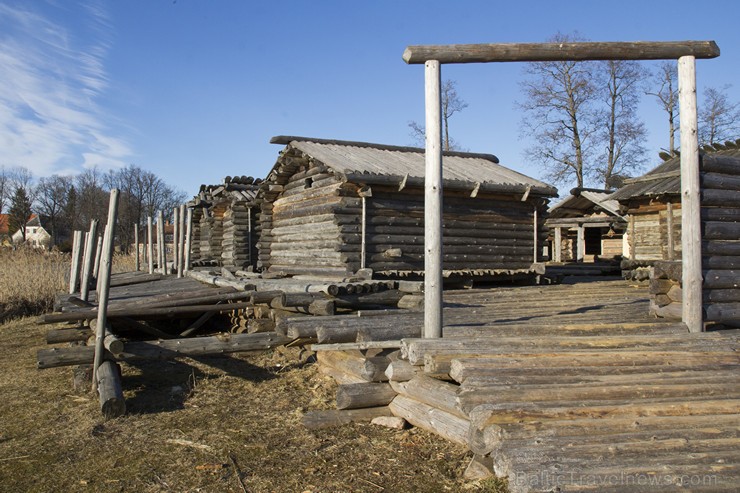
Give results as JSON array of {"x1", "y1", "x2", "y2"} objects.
[
  {"x1": 270, "y1": 136, "x2": 557, "y2": 197},
  {"x1": 610, "y1": 143, "x2": 740, "y2": 202},
  {"x1": 548, "y1": 188, "x2": 624, "y2": 221}
]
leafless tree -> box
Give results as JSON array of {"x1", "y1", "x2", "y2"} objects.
[
  {"x1": 647, "y1": 61, "x2": 679, "y2": 156},
  {"x1": 594, "y1": 60, "x2": 648, "y2": 188},
  {"x1": 35, "y1": 175, "x2": 73, "y2": 246},
  {"x1": 698, "y1": 85, "x2": 740, "y2": 146},
  {"x1": 408, "y1": 79, "x2": 468, "y2": 151},
  {"x1": 519, "y1": 33, "x2": 600, "y2": 188},
  {"x1": 0, "y1": 166, "x2": 9, "y2": 214}
]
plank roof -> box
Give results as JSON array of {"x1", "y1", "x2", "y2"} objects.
[
  {"x1": 270, "y1": 136, "x2": 557, "y2": 196},
  {"x1": 549, "y1": 188, "x2": 624, "y2": 219}
]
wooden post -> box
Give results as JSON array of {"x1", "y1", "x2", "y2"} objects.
[
  {"x1": 68, "y1": 231, "x2": 83, "y2": 294},
  {"x1": 532, "y1": 205, "x2": 538, "y2": 263},
  {"x1": 80, "y1": 220, "x2": 99, "y2": 302},
  {"x1": 79, "y1": 232, "x2": 91, "y2": 293},
  {"x1": 178, "y1": 204, "x2": 186, "y2": 278},
  {"x1": 361, "y1": 196, "x2": 367, "y2": 269},
  {"x1": 92, "y1": 189, "x2": 120, "y2": 392},
  {"x1": 184, "y1": 208, "x2": 193, "y2": 272},
  {"x1": 134, "y1": 223, "x2": 140, "y2": 271},
  {"x1": 173, "y1": 206, "x2": 180, "y2": 277},
  {"x1": 157, "y1": 211, "x2": 166, "y2": 275},
  {"x1": 554, "y1": 227, "x2": 562, "y2": 263},
  {"x1": 424, "y1": 59, "x2": 443, "y2": 339},
  {"x1": 666, "y1": 201, "x2": 675, "y2": 260},
  {"x1": 629, "y1": 215, "x2": 636, "y2": 260},
  {"x1": 576, "y1": 224, "x2": 585, "y2": 262},
  {"x1": 147, "y1": 216, "x2": 154, "y2": 275},
  {"x1": 678, "y1": 55, "x2": 703, "y2": 333}
]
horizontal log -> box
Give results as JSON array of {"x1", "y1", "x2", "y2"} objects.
[
  {"x1": 316, "y1": 350, "x2": 389, "y2": 382},
  {"x1": 703, "y1": 189, "x2": 740, "y2": 207},
  {"x1": 705, "y1": 302, "x2": 740, "y2": 322},
  {"x1": 704, "y1": 221, "x2": 740, "y2": 240},
  {"x1": 388, "y1": 395, "x2": 470, "y2": 447},
  {"x1": 384, "y1": 358, "x2": 424, "y2": 382},
  {"x1": 704, "y1": 270, "x2": 739, "y2": 289},
  {"x1": 336, "y1": 383, "x2": 397, "y2": 410},
  {"x1": 46, "y1": 326, "x2": 91, "y2": 344},
  {"x1": 301, "y1": 407, "x2": 393, "y2": 430},
  {"x1": 390, "y1": 375, "x2": 466, "y2": 419},
  {"x1": 37, "y1": 332, "x2": 292, "y2": 369},
  {"x1": 402, "y1": 40, "x2": 720, "y2": 64}
]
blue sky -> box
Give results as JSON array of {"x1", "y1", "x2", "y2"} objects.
[{"x1": 1, "y1": 0, "x2": 739, "y2": 196}]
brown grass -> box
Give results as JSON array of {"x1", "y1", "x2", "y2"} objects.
[
  {"x1": 0, "y1": 248, "x2": 141, "y2": 324},
  {"x1": 0, "y1": 317, "x2": 508, "y2": 493}
]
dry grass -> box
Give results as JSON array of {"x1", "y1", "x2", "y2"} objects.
[
  {"x1": 0, "y1": 317, "x2": 508, "y2": 493},
  {"x1": 0, "y1": 248, "x2": 139, "y2": 324}
]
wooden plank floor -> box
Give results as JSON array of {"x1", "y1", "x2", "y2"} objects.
[{"x1": 394, "y1": 278, "x2": 740, "y2": 492}]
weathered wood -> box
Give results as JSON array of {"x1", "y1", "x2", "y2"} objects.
[
  {"x1": 384, "y1": 358, "x2": 424, "y2": 382},
  {"x1": 68, "y1": 230, "x2": 83, "y2": 294},
  {"x1": 335, "y1": 382, "x2": 396, "y2": 410},
  {"x1": 301, "y1": 407, "x2": 393, "y2": 430},
  {"x1": 80, "y1": 222, "x2": 98, "y2": 301},
  {"x1": 97, "y1": 360, "x2": 125, "y2": 419},
  {"x1": 103, "y1": 333, "x2": 124, "y2": 356},
  {"x1": 37, "y1": 332, "x2": 293, "y2": 368},
  {"x1": 184, "y1": 207, "x2": 193, "y2": 272},
  {"x1": 389, "y1": 395, "x2": 470, "y2": 446},
  {"x1": 316, "y1": 350, "x2": 389, "y2": 382},
  {"x1": 390, "y1": 375, "x2": 466, "y2": 419},
  {"x1": 46, "y1": 326, "x2": 92, "y2": 344},
  {"x1": 147, "y1": 216, "x2": 154, "y2": 274},
  {"x1": 403, "y1": 40, "x2": 720, "y2": 64}
]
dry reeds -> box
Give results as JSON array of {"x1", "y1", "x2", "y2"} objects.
[{"x1": 0, "y1": 246, "x2": 138, "y2": 323}]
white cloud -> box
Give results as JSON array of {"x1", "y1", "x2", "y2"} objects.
[{"x1": 0, "y1": 1, "x2": 132, "y2": 178}]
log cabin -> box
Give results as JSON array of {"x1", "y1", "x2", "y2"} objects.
[
  {"x1": 187, "y1": 176, "x2": 262, "y2": 271},
  {"x1": 545, "y1": 188, "x2": 626, "y2": 263},
  {"x1": 255, "y1": 136, "x2": 557, "y2": 280},
  {"x1": 611, "y1": 142, "x2": 740, "y2": 326}
]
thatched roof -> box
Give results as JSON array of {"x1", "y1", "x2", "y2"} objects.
[{"x1": 268, "y1": 136, "x2": 557, "y2": 197}]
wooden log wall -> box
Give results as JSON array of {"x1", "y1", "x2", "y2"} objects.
[
  {"x1": 190, "y1": 207, "x2": 203, "y2": 261},
  {"x1": 221, "y1": 201, "x2": 256, "y2": 269},
  {"x1": 701, "y1": 154, "x2": 740, "y2": 326},
  {"x1": 629, "y1": 203, "x2": 682, "y2": 261}
]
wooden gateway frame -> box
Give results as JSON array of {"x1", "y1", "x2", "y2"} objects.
[{"x1": 402, "y1": 40, "x2": 721, "y2": 336}]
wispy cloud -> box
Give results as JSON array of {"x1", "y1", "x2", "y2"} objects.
[{"x1": 0, "y1": 1, "x2": 132, "y2": 177}]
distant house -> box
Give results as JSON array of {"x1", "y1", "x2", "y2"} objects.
[
  {"x1": 11, "y1": 214, "x2": 51, "y2": 249},
  {"x1": 545, "y1": 188, "x2": 627, "y2": 263},
  {"x1": 187, "y1": 176, "x2": 261, "y2": 270},
  {"x1": 256, "y1": 136, "x2": 557, "y2": 279}
]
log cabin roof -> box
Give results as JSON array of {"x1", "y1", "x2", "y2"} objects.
[
  {"x1": 188, "y1": 175, "x2": 262, "y2": 207},
  {"x1": 548, "y1": 188, "x2": 624, "y2": 221},
  {"x1": 609, "y1": 143, "x2": 740, "y2": 202},
  {"x1": 269, "y1": 136, "x2": 557, "y2": 197}
]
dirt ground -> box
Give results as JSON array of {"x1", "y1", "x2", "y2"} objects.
[{"x1": 0, "y1": 317, "x2": 507, "y2": 493}]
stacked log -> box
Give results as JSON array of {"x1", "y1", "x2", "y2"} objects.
[
  {"x1": 701, "y1": 154, "x2": 740, "y2": 326},
  {"x1": 649, "y1": 260, "x2": 682, "y2": 319},
  {"x1": 221, "y1": 201, "x2": 255, "y2": 270},
  {"x1": 620, "y1": 258, "x2": 654, "y2": 281}
]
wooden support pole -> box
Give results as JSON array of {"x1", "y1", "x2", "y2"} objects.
[
  {"x1": 178, "y1": 204, "x2": 185, "y2": 277},
  {"x1": 157, "y1": 210, "x2": 166, "y2": 275},
  {"x1": 68, "y1": 230, "x2": 83, "y2": 294},
  {"x1": 184, "y1": 207, "x2": 193, "y2": 272},
  {"x1": 533, "y1": 205, "x2": 538, "y2": 263},
  {"x1": 554, "y1": 227, "x2": 562, "y2": 263},
  {"x1": 424, "y1": 59, "x2": 443, "y2": 339},
  {"x1": 666, "y1": 201, "x2": 675, "y2": 261},
  {"x1": 80, "y1": 220, "x2": 99, "y2": 302},
  {"x1": 92, "y1": 188, "x2": 120, "y2": 392},
  {"x1": 173, "y1": 206, "x2": 180, "y2": 277},
  {"x1": 629, "y1": 214, "x2": 636, "y2": 260},
  {"x1": 678, "y1": 55, "x2": 703, "y2": 333},
  {"x1": 79, "y1": 232, "x2": 90, "y2": 293},
  {"x1": 403, "y1": 41, "x2": 720, "y2": 64},
  {"x1": 147, "y1": 216, "x2": 154, "y2": 275},
  {"x1": 576, "y1": 224, "x2": 585, "y2": 262},
  {"x1": 134, "y1": 223, "x2": 140, "y2": 271},
  {"x1": 361, "y1": 196, "x2": 367, "y2": 269}
]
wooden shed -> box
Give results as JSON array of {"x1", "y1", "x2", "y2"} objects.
[
  {"x1": 188, "y1": 176, "x2": 261, "y2": 270},
  {"x1": 611, "y1": 143, "x2": 740, "y2": 326},
  {"x1": 255, "y1": 136, "x2": 557, "y2": 280},
  {"x1": 545, "y1": 188, "x2": 626, "y2": 263}
]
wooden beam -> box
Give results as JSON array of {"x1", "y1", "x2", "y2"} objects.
[
  {"x1": 68, "y1": 230, "x2": 83, "y2": 294},
  {"x1": 184, "y1": 208, "x2": 193, "y2": 272},
  {"x1": 678, "y1": 56, "x2": 703, "y2": 333},
  {"x1": 576, "y1": 224, "x2": 585, "y2": 262},
  {"x1": 134, "y1": 223, "x2": 140, "y2": 271},
  {"x1": 402, "y1": 41, "x2": 720, "y2": 64},
  {"x1": 80, "y1": 220, "x2": 99, "y2": 302},
  {"x1": 554, "y1": 227, "x2": 562, "y2": 263},
  {"x1": 147, "y1": 216, "x2": 154, "y2": 274},
  {"x1": 424, "y1": 59, "x2": 443, "y2": 339}
]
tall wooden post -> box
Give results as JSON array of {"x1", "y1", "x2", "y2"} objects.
[
  {"x1": 576, "y1": 225, "x2": 585, "y2": 262},
  {"x1": 134, "y1": 223, "x2": 140, "y2": 271},
  {"x1": 147, "y1": 216, "x2": 154, "y2": 275},
  {"x1": 157, "y1": 211, "x2": 167, "y2": 275},
  {"x1": 92, "y1": 189, "x2": 120, "y2": 392},
  {"x1": 178, "y1": 204, "x2": 186, "y2": 277},
  {"x1": 532, "y1": 206, "x2": 538, "y2": 263},
  {"x1": 93, "y1": 236, "x2": 103, "y2": 281},
  {"x1": 554, "y1": 227, "x2": 562, "y2": 263},
  {"x1": 184, "y1": 208, "x2": 193, "y2": 272},
  {"x1": 69, "y1": 231, "x2": 83, "y2": 294},
  {"x1": 173, "y1": 207, "x2": 180, "y2": 276},
  {"x1": 424, "y1": 59, "x2": 443, "y2": 339},
  {"x1": 666, "y1": 202, "x2": 675, "y2": 260},
  {"x1": 678, "y1": 55, "x2": 703, "y2": 333},
  {"x1": 80, "y1": 220, "x2": 99, "y2": 302}
]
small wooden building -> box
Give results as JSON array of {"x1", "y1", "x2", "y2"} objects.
[
  {"x1": 256, "y1": 136, "x2": 557, "y2": 279},
  {"x1": 545, "y1": 188, "x2": 626, "y2": 263},
  {"x1": 612, "y1": 143, "x2": 740, "y2": 326},
  {"x1": 188, "y1": 176, "x2": 261, "y2": 270}
]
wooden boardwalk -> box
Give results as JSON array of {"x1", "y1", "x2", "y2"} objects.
[{"x1": 387, "y1": 278, "x2": 740, "y2": 492}]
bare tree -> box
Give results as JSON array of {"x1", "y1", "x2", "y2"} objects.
[
  {"x1": 35, "y1": 175, "x2": 73, "y2": 246},
  {"x1": 594, "y1": 60, "x2": 648, "y2": 188},
  {"x1": 75, "y1": 167, "x2": 108, "y2": 229},
  {"x1": 699, "y1": 85, "x2": 740, "y2": 146},
  {"x1": 0, "y1": 166, "x2": 9, "y2": 214},
  {"x1": 647, "y1": 61, "x2": 679, "y2": 156},
  {"x1": 408, "y1": 79, "x2": 468, "y2": 151},
  {"x1": 519, "y1": 33, "x2": 599, "y2": 188}
]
